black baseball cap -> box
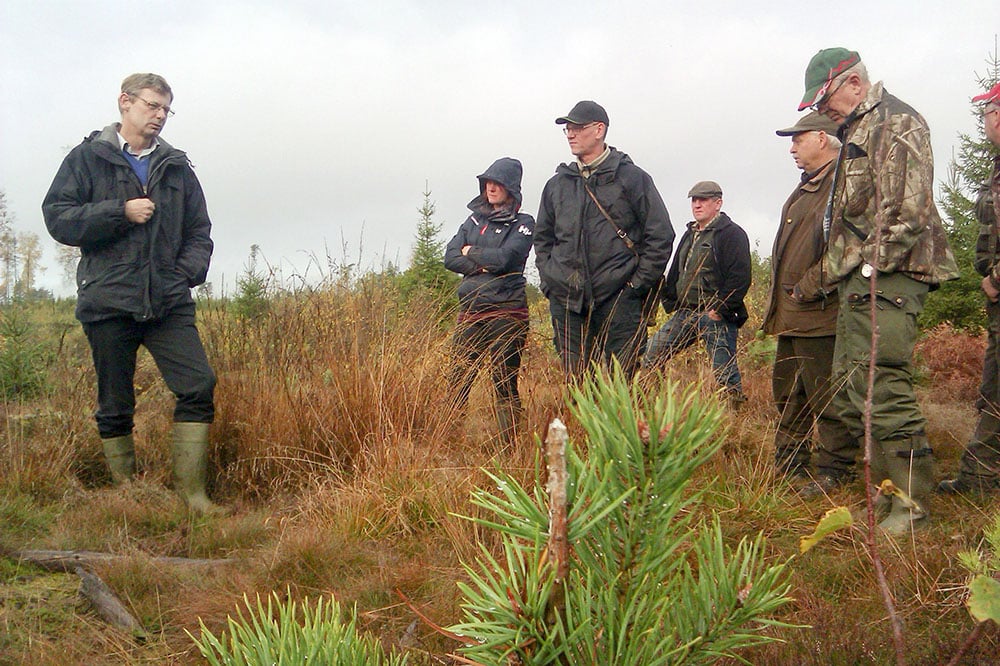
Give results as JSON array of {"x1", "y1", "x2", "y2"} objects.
[{"x1": 555, "y1": 100, "x2": 609, "y2": 126}]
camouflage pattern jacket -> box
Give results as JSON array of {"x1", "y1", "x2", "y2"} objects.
[
  {"x1": 975, "y1": 154, "x2": 1000, "y2": 288},
  {"x1": 823, "y1": 82, "x2": 959, "y2": 285}
]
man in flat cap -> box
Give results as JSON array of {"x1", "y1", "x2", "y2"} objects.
[
  {"x1": 764, "y1": 112, "x2": 856, "y2": 492},
  {"x1": 939, "y1": 81, "x2": 1000, "y2": 496},
  {"x1": 643, "y1": 181, "x2": 751, "y2": 406},
  {"x1": 799, "y1": 48, "x2": 959, "y2": 533},
  {"x1": 535, "y1": 101, "x2": 674, "y2": 379}
]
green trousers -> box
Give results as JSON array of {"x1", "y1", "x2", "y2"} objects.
[{"x1": 831, "y1": 269, "x2": 930, "y2": 444}]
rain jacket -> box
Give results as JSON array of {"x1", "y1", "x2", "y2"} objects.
[
  {"x1": 534, "y1": 147, "x2": 674, "y2": 313},
  {"x1": 444, "y1": 157, "x2": 534, "y2": 314},
  {"x1": 43, "y1": 124, "x2": 213, "y2": 323}
]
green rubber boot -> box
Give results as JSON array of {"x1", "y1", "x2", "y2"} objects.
[
  {"x1": 868, "y1": 440, "x2": 890, "y2": 513},
  {"x1": 878, "y1": 439, "x2": 933, "y2": 536},
  {"x1": 171, "y1": 422, "x2": 223, "y2": 515},
  {"x1": 102, "y1": 434, "x2": 136, "y2": 485},
  {"x1": 496, "y1": 401, "x2": 521, "y2": 449}
]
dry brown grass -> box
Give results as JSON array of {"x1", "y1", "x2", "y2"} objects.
[{"x1": 2, "y1": 282, "x2": 999, "y2": 665}]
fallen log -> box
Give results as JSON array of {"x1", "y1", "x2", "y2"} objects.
[
  {"x1": 7, "y1": 549, "x2": 236, "y2": 573},
  {"x1": 75, "y1": 565, "x2": 147, "y2": 639},
  {"x1": 3, "y1": 547, "x2": 236, "y2": 640}
]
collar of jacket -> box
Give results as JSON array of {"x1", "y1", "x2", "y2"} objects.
[
  {"x1": 841, "y1": 81, "x2": 885, "y2": 134},
  {"x1": 555, "y1": 147, "x2": 629, "y2": 179},
  {"x1": 800, "y1": 159, "x2": 835, "y2": 193},
  {"x1": 88, "y1": 123, "x2": 184, "y2": 168},
  {"x1": 467, "y1": 195, "x2": 518, "y2": 223},
  {"x1": 687, "y1": 212, "x2": 732, "y2": 232}
]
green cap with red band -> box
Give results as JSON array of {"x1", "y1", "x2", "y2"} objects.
[{"x1": 799, "y1": 48, "x2": 861, "y2": 111}]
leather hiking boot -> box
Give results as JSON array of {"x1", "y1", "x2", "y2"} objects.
[
  {"x1": 798, "y1": 473, "x2": 850, "y2": 498},
  {"x1": 937, "y1": 475, "x2": 1000, "y2": 495},
  {"x1": 102, "y1": 434, "x2": 136, "y2": 485}
]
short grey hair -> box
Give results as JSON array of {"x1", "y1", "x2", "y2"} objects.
[
  {"x1": 831, "y1": 61, "x2": 869, "y2": 88},
  {"x1": 119, "y1": 73, "x2": 172, "y2": 112}
]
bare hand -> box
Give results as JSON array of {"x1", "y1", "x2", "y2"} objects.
[
  {"x1": 982, "y1": 276, "x2": 1000, "y2": 303},
  {"x1": 461, "y1": 245, "x2": 472, "y2": 256},
  {"x1": 707, "y1": 309, "x2": 722, "y2": 322},
  {"x1": 125, "y1": 198, "x2": 155, "y2": 224}
]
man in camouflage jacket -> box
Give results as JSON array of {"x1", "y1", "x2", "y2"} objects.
[
  {"x1": 939, "y1": 82, "x2": 1000, "y2": 495},
  {"x1": 798, "y1": 48, "x2": 959, "y2": 533}
]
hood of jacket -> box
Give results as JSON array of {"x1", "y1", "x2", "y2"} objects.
[{"x1": 476, "y1": 157, "x2": 523, "y2": 207}]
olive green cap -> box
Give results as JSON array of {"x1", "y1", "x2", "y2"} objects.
[
  {"x1": 799, "y1": 48, "x2": 861, "y2": 111},
  {"x1": 775, "y1": 111, "x2": 841, "y2": 136}
]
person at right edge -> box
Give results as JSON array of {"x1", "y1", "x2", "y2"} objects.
[
  {"x1": 938, "y1": 82, "x2": 1000, "y2": 496},
  {"x1": 798, "y1": 48, "x2": 959, "y2": 534}
]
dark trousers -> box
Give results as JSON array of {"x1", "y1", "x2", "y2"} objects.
[
  {"x1": 82, "y1": 307, "x2": 216, "y2": 438},
  {"x1": 959, "y1": 300, "x2": 1000, "y2": 481},
  {"x1": 772, "y1": 335, "x2": 857, "y2": 476},
  {"x1": 449, "y1": 315, "x2": 527, "y2": 415},
  {"x1": 549, "y1": 288, "x2": 646, "y2": 380}
]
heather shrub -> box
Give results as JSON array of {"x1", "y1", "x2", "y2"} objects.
[{"x1": 914, "y1": 323, "x2": 986, "y2": 402}]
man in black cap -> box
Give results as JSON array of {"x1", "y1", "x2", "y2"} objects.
[
  {"x1": 643, "y1": 181, "x2": 751, "y2": 406},
  {"x1": 798, "y1": 48, "x2": 959, "y2": 533},
  {"x1": 534, "y1": 100, "x2": 674, "y2": 379},
  {"x1": 764, "y1": 112, "x2": 856, "y2": 491}
]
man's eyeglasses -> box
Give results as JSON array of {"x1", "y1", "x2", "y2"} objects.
[
  {"x1": 812, "y1": 77, "x2": 847, "y2": 112},
  {"x1": 131, "y1": 94, "x2": 174, "y2": 117},
  {"x1": 563, "y1": 122, "x2": 598, "y2": 136}
]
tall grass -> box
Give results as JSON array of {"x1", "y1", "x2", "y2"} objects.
[{"x1": 1, "y1": 266, "x2": 998, "y2": 664}]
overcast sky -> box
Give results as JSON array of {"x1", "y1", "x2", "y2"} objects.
[{"x1": 1, "y1": 1, "x2": 998, "y2": 297}]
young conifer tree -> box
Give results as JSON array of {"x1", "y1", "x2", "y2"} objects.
[{"x1": 450, "y1": 367, "x2": 795, "y2": 665}]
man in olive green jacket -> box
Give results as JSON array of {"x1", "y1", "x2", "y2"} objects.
[
  {"x1": 764, "y1": 112, "x2": 855, "y2": 490},
  {"x1": 798, "y1": 48, "x2": 959, "y2": 534}
]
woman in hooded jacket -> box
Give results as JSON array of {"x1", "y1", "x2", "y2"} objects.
[{"x1": 444, "y1": 157, "x2": 535, "y2": 445}]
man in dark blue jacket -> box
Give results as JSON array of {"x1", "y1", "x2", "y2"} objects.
[
  {"x1": 43, "y1": 73, "x2": 220, "y2": 514},
  {"x1": 643, "y1": 181, "x2": 751, "y2": 407},
  {"x1": 535, "y1": 101, "x2": 674, "y2": 380}
]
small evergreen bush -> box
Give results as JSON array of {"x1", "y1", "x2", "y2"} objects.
[
  {"x1": 191, "y1": 590, "x2": 407, "y2": 665},
  {"x1": 450, "y1": 367, "x2": 795, "y2": 665}
]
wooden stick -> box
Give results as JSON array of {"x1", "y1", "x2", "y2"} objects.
[{"x1": 545, "y1": 418, "x2": 569, "y2": 620}]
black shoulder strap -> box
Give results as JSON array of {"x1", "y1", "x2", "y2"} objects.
[{"x1": 584, "y1": 183, "x2": 637, "y2": 254}]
